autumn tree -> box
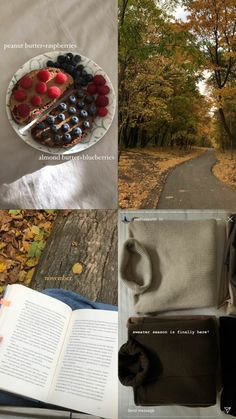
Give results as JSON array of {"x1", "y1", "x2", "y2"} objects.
[
  {"x1": 119, "y1": 0, "x2": 210, "y2": 149},
  {"x1": 184, "y1": 0, "x2": 236, "y2": 147}
]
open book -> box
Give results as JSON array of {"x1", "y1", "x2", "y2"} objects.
[{"x1": 0, "y1": 285, "x2": 118, "y2": 419}]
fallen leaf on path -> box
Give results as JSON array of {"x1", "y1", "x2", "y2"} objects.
[{"x1": 119, "y1": 148, "x2": 205, "y2": 209}]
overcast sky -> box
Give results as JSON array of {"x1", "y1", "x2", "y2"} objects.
[{"x1": 174, "y1": 5, "x2": 189, "y2": 21}]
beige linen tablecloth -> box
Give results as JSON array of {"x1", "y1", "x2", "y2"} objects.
[{"x1": 0, "y1": 0, "x2": 117, "y2": 209}]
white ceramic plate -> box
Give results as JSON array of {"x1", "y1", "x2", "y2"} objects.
[{"x1": 6, "y1": 51, "x2": 116, "y2": 155}]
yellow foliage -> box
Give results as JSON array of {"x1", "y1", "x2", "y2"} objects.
[
  {"x1": 26, "y1": 258, "x2": 39, "y2": 267},
  {"x1": 31, "y1": 226, "x2": 41, "y2": 235},
  {"x1": 25, "y1": 268, "x2": 35, "y2": 285},
  {"x1": 0, "y1": 263, "x2": 7, "y2": 273},
  {"x1": 72, "y1": 263, "x2": 83, "y2": 275}
]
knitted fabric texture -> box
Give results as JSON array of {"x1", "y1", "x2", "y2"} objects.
[
  {"x1": 119, "y1": 316, "x2": 218, "y2": 407},
  {"x1": 120, "y1": 219, "x2": 217, "y2": 313}
]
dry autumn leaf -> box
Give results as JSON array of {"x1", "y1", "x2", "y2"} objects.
[
  {"x1": 15, "y1": 255, "x2": 27, "y2": 264},
  {"x1": 26, "y1": 258, "x2": 39, "y2": 267},
  {"x1": 21, "y1": 241, "x2": 30, "y2": 253},
  {"x1": 119, "y1": 149, "x2": 204, "y2": 209},
  {"x1": 24, "y1": 230, "x2": 34, "y2": 240},
  {"x1": 71, "y1": 241, "x2": 78, "y2": 247},
  {"x1": 18, "y1": 271, "x2": 27, "y2": 282},
  {"x1": 0, "y1": 210, "x2": 57, "y2": 297},
  {"x1": 72, "y1": 263, "x2": 83, "y2": 275},
  {"x1": 25, "y1": 268, "x2": 35, "y2": 285},
  {"x1": 0, "y1": 273, "x2": 7, "y2": 284},
  {"x1": 0, "y1": 263, "x2": 7, "y2": 273},
  {"x1": 39, "y1": 221, "x2": 53, "y2": 231},
  {"x1": 31, "y1": 226, "x2": 41, "y2": 235}
]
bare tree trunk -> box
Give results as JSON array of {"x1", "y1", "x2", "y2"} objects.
[{"x1": 218, "y1": 106, "x2": 235, "y2": 145}]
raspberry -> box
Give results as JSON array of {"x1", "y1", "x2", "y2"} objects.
[
  {"x1": 47, "y1": 86, "x2": 61, "y2": 99},
  {"x1": 93, "y1": 75, "x2": 106, "y2": 85},
  {"x1": 87, "y1": 83, "x2": 97, "y2": 95},
  {"x1": 97, "y1": 107, "x2": 108, "y2": 117},
  {"x1": 95, "y1": 95, "x2": 109, "y2": 107},
  {"x1": 35, "y1": 82, "x2": 47, "y2": 94},
  {"x1": 97, "y1": 85, "x2": 110, "y2": 95},
  {"x1": 17, "y1": 104, "x2": 30, "y2": 118},
  {"x1": 55, "y1": 72, "x2": 68, "y2": 84},
  {"x1": 20, "y1": 76, "x2": 33, "y2": 89},
  {"x1": 37, "y1": 69, "x2": 51, "y2": 82},
  {"x1": 31, "y1": 95, "x2": 42, "y2": 106},
  {"x1": 14, "y1": 90, "x2": 27, "y2": 102}
]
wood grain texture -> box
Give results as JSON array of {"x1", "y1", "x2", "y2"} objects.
[{"x1": 30, "y1": 210, "x2": 117, "y2": 305}]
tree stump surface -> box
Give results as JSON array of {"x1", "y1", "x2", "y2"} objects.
[{"x1": 30, "y1": 210, "x2": 117, "y2": 305}]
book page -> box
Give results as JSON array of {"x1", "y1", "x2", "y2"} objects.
[
  {"x1": 49, "y1": 309, "x2": 118, "y2": 419},
  {"x1": 0, "y1": 285, "x2": 71, "y2": 402}
]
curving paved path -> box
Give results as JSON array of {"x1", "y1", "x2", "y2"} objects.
[{"x1": 158, "y1": 149, "x2": 236, "y2": 209}]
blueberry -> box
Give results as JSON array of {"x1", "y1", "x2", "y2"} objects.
[
  {"x1": 51, "y1": 124, "x2": 58, "y2": 133},
  {"x1": 69, "y1": 95, "x2": 76, "y2": 104},
  {"x1": 41, "y1": 131, "x2": 49, "y2": 140},
  {"x1": 57, "y1": 55, "x2": 65, "y2": 64},
  {"x1": 81, "y1": 78, "x2": 88, "y2": 87},
  {"x1": 85, "y1": 95, "x2": 94, "y2": 104},
  {"x1": 82, "y1": 121, "x2": 90, "y2": 129},
  {"x1": 59, "y1": 103, "x2": 67, "y2": 111},
  {"x1": 71, "y1": 116, "x2": 79, "y2": 125},
  {"x1": 88, "y1": 105, "x2": 97, "y2": 116},
  {"x1": 68, "y1": 106, "x2": 76, "y2": 114},
  {"x1": 46, "y1": 115, "x2": 55, "y2": 124},
  {"x1": 57, "y1": 113, "x2": 65, "y2": 121},
  {"x1": 54, "y1": 134, "x2": 62, "y2": 143},
  {"x1": 74, "y1": 55, "x2": 81, "y2": 63},
  {"x1": 62, "y1": 123, "x2": 70, "y2": 131},
  {"x1": 67, "y1": 65, "x2": 74, "y2": 74},
  {"x1": 60, "y1": 63, "x2": 68, "y2": 70},
  {"x1": 76, "y1": 90, "x2": 84, "y2": 99},
  {"x1": 63, "y1": 133, "x2": 72, "y2": 143},
  {"x1": 75, "y1": 77, "x2": 83, "y2": 87},
  {"x1": 67, "y1": 52, "x2": 73, "y2": 60},
  {"x1": 81, "y1": 69, "x2": 88, "y2": 77},
  {"x1": 80, "y1": 110, "x2": 88, "y2": 118},
  {"x1": 36, "y1": 122, "x2": 46, "y2": 130},
  {"x1": 64, "y1": 55, "x2": 71, "y2": 63},
  {"x1": 77, "y1": 64, "x2": 84, "y2": 73},
  {"x1": 61, "y1": 64, "x2": 69, "y2": 71},
  {"x1": 47, "y1": 60, "x2": 55, "y2": 67},
  {"x1": 85, "y1": 74, "x2": 93, "y2": 83},
  {"x1": 72, "y1": 127, "x2": 82, "y2": 137},
  {"x1": 77, "y1": 101, "x2": 85, "y2": 110}
]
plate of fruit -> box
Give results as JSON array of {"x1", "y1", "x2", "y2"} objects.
[{"x1": 6, "y1": 51, "x2": 116, "y2": 154}]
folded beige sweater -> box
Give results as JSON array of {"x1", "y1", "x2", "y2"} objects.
[{"x1": 120, "y1": 219, "x2": 218, "y2": 313}]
